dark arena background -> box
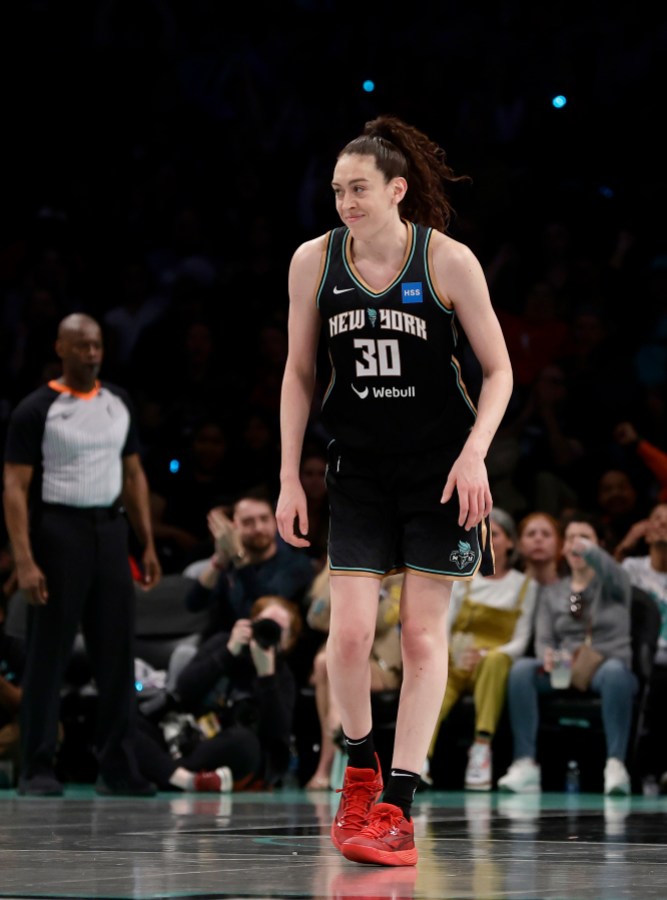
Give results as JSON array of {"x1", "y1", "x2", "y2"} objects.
[{"x1": 1, "y1": 3, "x2": 667, "y2": 899}]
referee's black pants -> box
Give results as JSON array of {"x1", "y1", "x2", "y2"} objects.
[{"x1": 21, "y1": 504, "x2": 142, "y2": 783}]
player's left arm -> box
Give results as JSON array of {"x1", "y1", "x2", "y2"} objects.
[{"x1": 433, "y1": 235, "x2": 514, "y2": 528}]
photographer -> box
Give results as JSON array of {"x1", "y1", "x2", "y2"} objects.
[{"x1": 135, "y1": 596, "x2": 302, "y2": 791}]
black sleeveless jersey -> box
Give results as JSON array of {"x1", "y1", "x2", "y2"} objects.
[{"x1": 316, "y1": 221, "x2": 478, "y2": 454}]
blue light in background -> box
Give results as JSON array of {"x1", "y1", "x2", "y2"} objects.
[
  {"x1": 552, "y1": 94, "x2": 567, "y2": 109},
  {"x1": 169, "y1": 459, "x2": 180, "y2": 474},
  {"x1": 362, "y1": 79, "x2": 375, "y2": 93}
]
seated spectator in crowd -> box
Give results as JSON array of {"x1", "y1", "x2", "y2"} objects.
[
  {"x1": 613, "y1": 421, "x2": 667, "y2": 505},
  {"x1": 424, "y1": 508, "x2": 538, "y2": 790},
  {"x1": 303, "y1": 568, "x2": 403, "y2": 790},
  {"x1": 502, "y1": 363, "x2": 583, "y2": 517},
  {"x1": 0, "y1": 594, "x2": 24, "y2": 785},
  {"x1": 556, "y1": 305, "x2": 636, "y2": 466},
  {"x1": 497, "y1": 511, "x2": 637, "y2": 796},
  {"x1": 184, "y1": 492, "x2": 315, "y2": 630},
  {"x1": 593, "y1": 466, "x2": 652, "y2": 557},
  {"x1": 618, "y1": 502, "x2": 667, "y2": 790},
  {"x1": 181, "y1": 493, "x2": 316, "y2": 686},
  {"x1": 224, "y1": 407, "x2": 281, "y2": 504},
  {"x1": 148, "y1": 417, "x2": 237, "y2": 573},
  {"x1": 516, "y1": 511, "x2": 564, "y2": 587},
  {"x1": 135, "y1": 596, "x2": 302, "y2": 792},
  {"x1": 496, "y1": 280, "x2": 570, "y2": 391}
]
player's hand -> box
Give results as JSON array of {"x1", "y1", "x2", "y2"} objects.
[
  {"x1": 276, "y1": 478, "x2": 311, "y2": 548},
  {"x1": 440, "y1": 449, "x2": 491, "y2": 530}
]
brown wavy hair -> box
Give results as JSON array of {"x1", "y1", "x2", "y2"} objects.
[{"x1": 338, "y1": 114, "x2": 471, "y2": 233}]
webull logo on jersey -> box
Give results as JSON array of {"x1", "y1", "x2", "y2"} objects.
[
  {"x1": 351, "y1": 384, "x2": 416, "y2": 399},
  {"x1": 401, "y1": 282, "x2": 423, "y2": 304},
  {"x1": 449, "y1": 540, "x2": 476, "y2": 570}
]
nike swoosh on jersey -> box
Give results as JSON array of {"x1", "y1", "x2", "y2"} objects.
[
  {"x1": 351, "y1": 384, "x2": 369, "y2": 399},
  {"x1": 333, "y1": 286, "x2": 355, "y2": 294}
]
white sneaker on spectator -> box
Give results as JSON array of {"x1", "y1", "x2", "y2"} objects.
[
  {"x1": 604, "y1": 758, "x2": 631, "y2": 796},
  {"x1": 497, "y1": 758, "x2": 541, "y2": 793},
  {"x1": 464, "y1": 740, "x2": 492, "y2": 791}
]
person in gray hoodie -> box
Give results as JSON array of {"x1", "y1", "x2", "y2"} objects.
[{"x1": 497, "y1": 510, "x2": 637, "y2": 796}]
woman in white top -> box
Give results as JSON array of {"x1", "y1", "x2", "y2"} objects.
[{"x1": 425, "y1": 508, "x2": 537, "y2": 790}]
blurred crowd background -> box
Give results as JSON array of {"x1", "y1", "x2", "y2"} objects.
[{"x1": 1, "y1": 1, "x2": 667, "y2": 575}]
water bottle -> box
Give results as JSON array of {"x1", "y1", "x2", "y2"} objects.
[{"x1": 565, "y1": 759, "x2": 580, "y2": 793}]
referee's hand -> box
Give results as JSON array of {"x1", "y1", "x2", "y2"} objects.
[{"x1": 17, "y1": 560, "x2": 48, "y2": 606}]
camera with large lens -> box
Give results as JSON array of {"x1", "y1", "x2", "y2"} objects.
[{"x1": 251, "y1": 617, "x2": 282, "y2": 649}]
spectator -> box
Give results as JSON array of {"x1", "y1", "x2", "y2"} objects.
[
  {"x1": 181, "y1": 493, "x2": 316, "y2": 687},
  {"x1": 225, "y1": 407, "x2": 282, "y2": 504},
  {"x1": 0, "y1": 593, "x2": 24, "y2": 786},
  {"x1": 618, "y1": 502, "x2": 667, "y2": 790},
  {"x1": 2, "y1": 313, "x2": 161, "y2": 796},
  {"x1": 497, "y1": 511, "x2": 637, "y2": 796},
  {"x1": 516, "y1": 511, "x2": 564, "y2": 587},
  {"x1": 135, "y1": 595, "x2": 303, "y2": 792},
  {"x1": 147, "y1": 416, "x2": 237, "y2": 574},
  {"x1": 425, "y1": 508, "x2": 537, "y2": 790},
  {"x1": 497, "y1": 280, "x2": 570, "y2": 391},
  {"x1": 557, "y1": 305, "x2": 636, "y2": 457},
  {"x1": 102, "y1": 258, "x2": 169, "y2": 381},
  {"x1": 503, "y1": 363, "x2": 584, "y2": 517},
  {"x1": 613, "y1": 421, "x2": 667, "y2": 505},
  {"x1": 593, "y1": 467, "x2": 652, "y2": 557}
]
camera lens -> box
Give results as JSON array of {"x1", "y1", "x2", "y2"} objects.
[{"x1": 251, "y1": 618, "x2": 282, "y2": 649}]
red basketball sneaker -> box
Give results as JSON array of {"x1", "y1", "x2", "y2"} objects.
[
  {"x1": 331, "y1": 754, "x2": 383, "y2": 851},
  {"x1": 341, "y1": 802, "x2": 417, "y2": 866}
]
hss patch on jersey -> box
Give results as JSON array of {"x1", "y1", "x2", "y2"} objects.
[{"x1": 401, "y1": 282, "x2": 423, "y2": 304}]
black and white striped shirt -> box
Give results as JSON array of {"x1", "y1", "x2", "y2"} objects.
[{"x1": 4, "y1": 380, "x2": 140, "y2": 508}]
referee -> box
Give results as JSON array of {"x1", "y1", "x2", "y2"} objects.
[{"x1": 2, "y1": 313, "x2": 162, "y2": 796}]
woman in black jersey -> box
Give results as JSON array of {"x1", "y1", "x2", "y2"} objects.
[{"x1": 276, "y1": 115, "x2": 513, "y2": 866}]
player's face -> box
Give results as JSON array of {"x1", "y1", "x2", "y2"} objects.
[{"x1": 331, "y1": 153, "x2": 399, "y2": 232}]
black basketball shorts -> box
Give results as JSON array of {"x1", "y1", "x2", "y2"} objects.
[{"x1": 325, "y1": 440, "x2": 494, "y2": 580}]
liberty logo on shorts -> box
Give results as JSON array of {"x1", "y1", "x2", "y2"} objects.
[{"x1": 449, "y1": 540, "x2": 476, "y2": 570}]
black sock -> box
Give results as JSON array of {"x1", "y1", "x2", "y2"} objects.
[
  {"x1": 343, "y1": 730, "x2": 377, "y2": 771},
  {"x1": 382, "y1": 768, "x2": 420, "y2": 820}
]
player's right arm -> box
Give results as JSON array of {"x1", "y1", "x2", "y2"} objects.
[
  {"x1": 276, "y1": 235, "x2": 326, "y2": 548},
  {"x1": 2, "y1": 462, "x2": 48, "y2": 604}
]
